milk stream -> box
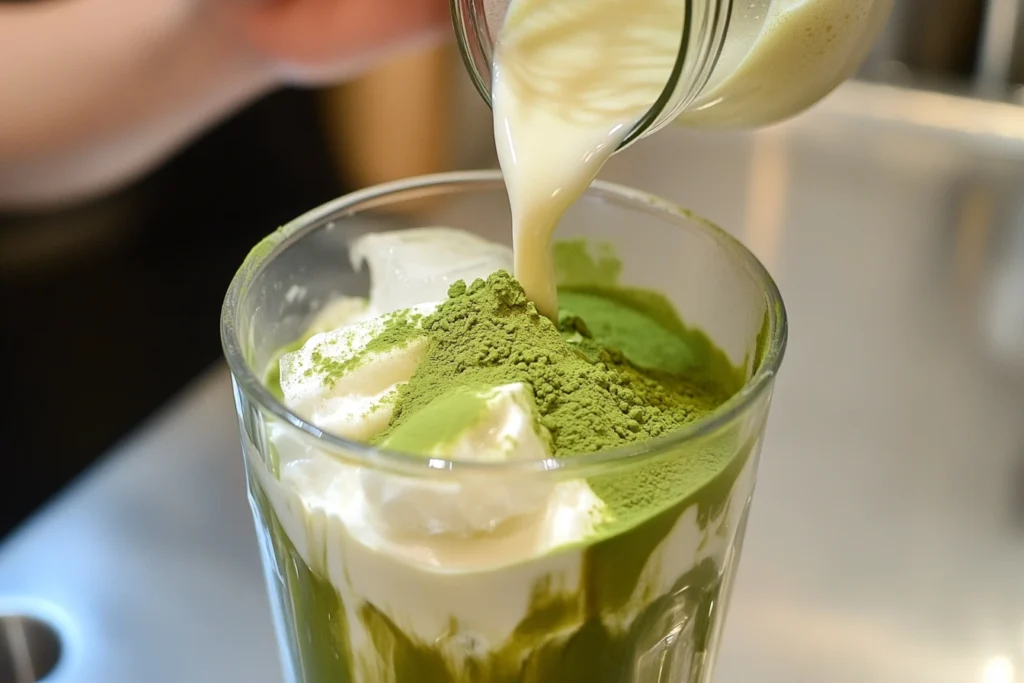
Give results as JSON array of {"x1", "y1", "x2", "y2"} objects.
[{"x1": 493, "y1": 0, "x2": 892, "y2": 318}]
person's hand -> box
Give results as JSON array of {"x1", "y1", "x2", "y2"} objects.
[
  {"x1": 223, "y1": 0, "x2": 451, "y2": 83},
  {"x1": 0, "y1": 0, "x2": 451, "y2": 206}
]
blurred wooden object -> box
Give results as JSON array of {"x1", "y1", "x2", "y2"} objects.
[
  {"x1": 322, "y1": 44, "x2": 453, "y2": 194},
  {"x1": 901, "y1": 0, "x2": 984, "y2": 78}
]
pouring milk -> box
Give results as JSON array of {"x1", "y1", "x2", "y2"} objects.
[{"x1": 491, "y1": 0, "x2": 893, "y2": 318}]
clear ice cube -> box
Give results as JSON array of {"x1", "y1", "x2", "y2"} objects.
[{"x1": 349, "y1": 227, "x2": 513, "y2": 314}]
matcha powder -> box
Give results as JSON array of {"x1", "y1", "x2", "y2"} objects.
[{"x1": 373, "y1": 271, "x2": 730, "y2": 456}]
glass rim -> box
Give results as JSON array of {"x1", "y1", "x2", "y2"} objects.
[{"x1": 220, "y1": 170, "x2": 788, "y2": 476}]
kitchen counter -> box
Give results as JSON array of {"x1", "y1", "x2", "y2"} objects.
[{"x1": 2, "y1": 81, "x2": 1024, "y2": 683}]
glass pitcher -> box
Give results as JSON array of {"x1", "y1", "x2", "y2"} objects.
[{"x1": 451, "y1": 0, "x2": 894, "y2": 150}]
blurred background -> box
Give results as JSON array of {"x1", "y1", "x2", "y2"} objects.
[
  {"x1": 4, "y1": 0, "x2": 1024, "y2": 537},
  {"x1": 1, "y1": 1, "x2": 1024, "y2": 682},
  {"x1": 0, "y1": 36, "x2": 493, "y2": 538}
]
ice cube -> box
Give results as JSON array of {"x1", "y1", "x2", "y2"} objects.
[
  {"x1": 350, "y1": 227, "x2": 513, "y2": 314},
  {"x1": 361, "y1": 383, "x2": 554, "y2": 537}
]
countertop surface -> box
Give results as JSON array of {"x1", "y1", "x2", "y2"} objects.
[{"x1": 3, "y1": 82, "x2": 1024, "y2": 683}]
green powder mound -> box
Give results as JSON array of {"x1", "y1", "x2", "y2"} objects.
[{"x1": 372, "y1": 270, "x2": 728, "y2": 457}]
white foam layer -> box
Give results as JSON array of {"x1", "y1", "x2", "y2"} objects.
[{"x1": 249, "y1": 429, "x2": 753, "y2": 651}]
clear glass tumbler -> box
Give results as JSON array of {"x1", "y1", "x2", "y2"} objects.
[{"x1": 221, "y1": 170, "x2": 787, "y2": 683}]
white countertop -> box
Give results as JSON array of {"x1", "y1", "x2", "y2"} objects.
[{"x1": 2, "y1": 81, "x2": 1024, "y2": 683}]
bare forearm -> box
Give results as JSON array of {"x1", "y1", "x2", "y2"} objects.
[{"x1": 0, "y1": 0, "x2": 274, "y2": 208}]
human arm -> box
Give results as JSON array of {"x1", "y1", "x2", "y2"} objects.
[{"x1": 0, "y1": 0, "x2": 448, "y2": 209}]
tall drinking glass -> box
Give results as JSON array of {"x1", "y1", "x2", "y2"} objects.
[{"x1": 221, "y1": 170, "x2": 787, "y2": 683}]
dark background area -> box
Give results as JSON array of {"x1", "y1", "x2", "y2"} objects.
[{"x1": 0, "y1": 88, "x2": 348, "y2": 538}]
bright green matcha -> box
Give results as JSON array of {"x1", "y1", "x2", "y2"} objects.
[
  {"x1": 554, "y1": 239, "x2": 746, "y2": 395},
  {"x1": 251, "y1": 239, "x2": 761, "y2": 683},
  {"x1": 380, "y1": 383, "x2": 538, "y2": 456},
  {"x1": 370, "y1": 270, "x2": 727, "y2": 456}
]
